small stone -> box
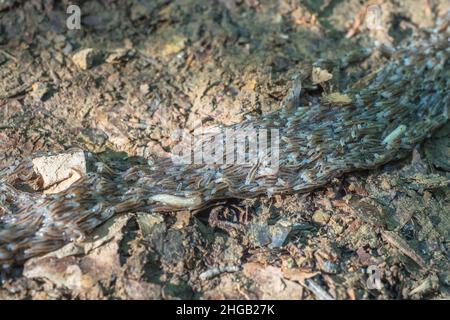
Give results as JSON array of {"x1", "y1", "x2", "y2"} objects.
[
  {"x1": 269, "y1": 221, "x2": 292, "y2": 249},
  {"x1": 72, "y1": 48, "x2": 102, "y2": 70},
  {"x1": 32, "y1": 149, "x2": 86, "y2": 194},
  {"x1": 31, "y1": 82, "x2": 50, "y2": 101},
  {"x1": 95, "y1": 109, "x2": 130, "y2": 149},
  {"x1": 330, "y1": 221, "x2": 344, "y2": 235},
  {"x1": 249, "y1": 222, "x2": 271, "y2": 247},
  {"x1": 150, "y1": 128, "x2": 162, "y2": 140},
  {"x1": 312, "y1": 67, "x2": 333, "y2": 85},
  {"x1": 380, "y1": 177, "x2": 391, "y2": 190},
  {"x1": 63, "y1": 42, "x2": 73, "y2": 55},
  {"x1": 172, "y1": 211, "x2": 191, "y2": 230},
  {"x1": 106, "y1": 48, "x2": 133, "y2": 64},
  {"x1": 312, "y1": 209, "x2": 331, "y2": 225},
  {"x1": 139, "y1": 83, "x2": 151, "y2": 95},
  {"x1": 356, "y1": 247, "x2": 372, "y2": 266},
  {"x1": 161, "y1": 34, "x2": 187, "y2": 56}
]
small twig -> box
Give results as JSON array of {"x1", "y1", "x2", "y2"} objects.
[{"x1": 305, "y1": 279, "x2": 334, "y2": 300}]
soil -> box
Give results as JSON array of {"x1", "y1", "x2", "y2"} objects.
[{"x1": 0, "y1": 0, "x2": 449, "y2": 299}]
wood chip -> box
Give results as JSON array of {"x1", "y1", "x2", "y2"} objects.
[{"x1": 381, "y1": 230, "x2": 427, "y2": 269}]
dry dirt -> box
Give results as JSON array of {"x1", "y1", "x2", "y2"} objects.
[{"x1": 0, "y1": 0, "x2": 449, "y2": 299}]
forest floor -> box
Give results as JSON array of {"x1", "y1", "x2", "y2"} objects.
[{"x1": 0, "y1": 0, "x2": 449, "y2": 299}]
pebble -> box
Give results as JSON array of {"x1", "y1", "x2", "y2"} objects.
[
  {"x1": 312, "y1": 209, "x2": 331, "y2": 225},
  {"x1": 139, "y1": 83, "x2": 151, "y2": 95},
  {"x1": 32, "y1": 150, "x2": 86, "y2": 194},
  {"x1": 72, "y1": 48, "x2": 101, "y2": 70},
  {"x1": 62, "y1": 42, "x2": 73, "y2": 55},
  {"x1": 31, "y1": 82, "x2": 50, "y2": 101},
  {"x1": 105, "y1": 48, "x2": 133, "y2": 64},
  {"x1": 269, "y1": 221, "x2": 292, "y2": 249}
]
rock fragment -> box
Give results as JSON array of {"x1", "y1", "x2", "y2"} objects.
[
  {"x1": 72, "y1": 48, "x2": 102, "y2": 70},
  {"x1": 32, "y1": 149, "x2": 86, "y2": 194},
  {"x1": 312, "y1": 209, "x2": 331, "y2": 225},
  {"x1": 31, "y1": 82, "x2": 50, "y2": 101}
]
